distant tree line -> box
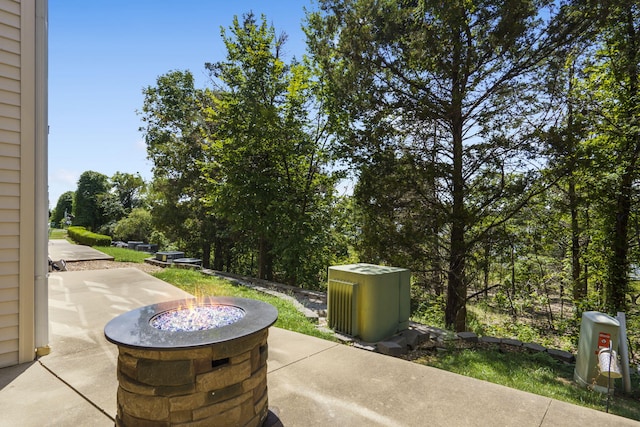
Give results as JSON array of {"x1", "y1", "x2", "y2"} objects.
[{"x1": 53, "y1": 1, "x2": 640, "y2": 334}]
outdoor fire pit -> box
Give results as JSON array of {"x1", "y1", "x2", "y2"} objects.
[{"x1": 104, "y1": 296, "x2": 278, "y2": 426}]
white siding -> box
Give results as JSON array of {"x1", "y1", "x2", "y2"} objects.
[{"x1": 0, "y1": 0, "x2": 21, "y2": 368}]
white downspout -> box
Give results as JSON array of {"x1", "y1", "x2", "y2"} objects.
[{"x1": 34, "y1": 0, "x2": 49, "y2": 356}]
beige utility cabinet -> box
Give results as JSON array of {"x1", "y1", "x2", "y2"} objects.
[
  {"x1": 327, "y1": 263, "x2": 411, "y2": 342},
  {"x1": 574, "y1": 311, "x2": 620, "y2": 393}
]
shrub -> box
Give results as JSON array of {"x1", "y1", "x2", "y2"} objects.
[
  {"x1": 67, "y1": 226, "x2": 112, "y2": 247},
  {"x1": 113, "y1": 208, "x2": 153, "y2": 242}
]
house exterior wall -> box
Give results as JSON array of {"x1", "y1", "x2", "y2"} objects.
[{"x1": 0, "y1": 0, "x2": 47, "y2": 368}]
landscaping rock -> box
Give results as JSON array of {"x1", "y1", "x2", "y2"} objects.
[
  {"x1": 479, "y1": 336, "x2": 501, "y2": 345},
  {"x1": 457, "y1": 332, "x2": 478, "y2": 343},
  {"x1": 390, "y1": 335, "x2": 408, "y2": 349},
  {"x1": 377, "y1": 341, "x2": 407, "y2": 357},
  {"x1": 524, "y1": 343, "x2": 546, "y2": 353},
  {"x1": 547, "y1": 349, "x2": 575, "y2": 363},
  {"x1": 501, "y1": 338, "x2": 523, "y2": 347},
  {"x1": 399, "y1": 329, "x2": 425, "y2": 350}
]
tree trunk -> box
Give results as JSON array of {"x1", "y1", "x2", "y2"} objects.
[
  {"x1": 258, "y1": 237, "x2": 274, "y2": 281},
  {"x1": 445, "y1": 114, "x2": 466, "y2": 332},
  {"x1": 566, "y1": 62, "x2": 586, "y2": 302},
  {"x1": 483, "y1": 240, "x2": 490, "y2": 298},
  {"x1": 201, "y1": 240, "x2": 211, "y2": 269},
  {"x1": 213, "y1": 237, "x2": 226, "y2": 271},
  {"x1": 607, "y1": 176, "x2": 632, "y2": 312},
  {"x1": 569, "y1": 176, "x2": 584, "y2": 301},
  {"x1": 606, "y1": 4, "x2": 639, "y2": 313}
]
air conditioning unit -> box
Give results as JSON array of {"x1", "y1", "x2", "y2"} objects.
[{"x1": 327, "y1": 263, "x2": 410, "y2": 342}]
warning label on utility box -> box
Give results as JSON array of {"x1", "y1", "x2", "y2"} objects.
[{"x1": 596, "y1": 332, "x2": 611, "y2": 354}]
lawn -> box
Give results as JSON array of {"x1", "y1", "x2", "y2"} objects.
[
  {"x1": 412, "y1": 343, "x2": 640, "y2": 420},
  {"x1": 48, "y1": 228, "x2": 68, "y2": 239},
  {"x1": 94, "y1": 245, "x2": 151, "y2": 263},
  {"x1": 152, "y1": 268, "x2": 336, "y2": 342}
]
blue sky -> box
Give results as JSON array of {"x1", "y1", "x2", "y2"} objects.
[{"x1": 48, "y1": 0, "x2": 313, "y2": 207}]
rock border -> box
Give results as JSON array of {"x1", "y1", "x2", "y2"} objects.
[{"x1": 375, "y1": 327, "x2": 575, "y2": 364}]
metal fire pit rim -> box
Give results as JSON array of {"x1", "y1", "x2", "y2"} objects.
[{"x1": 104, "y1": 296, "x2": 278, "y2": 350}]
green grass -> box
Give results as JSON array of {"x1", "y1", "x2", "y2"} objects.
[
  {"x1": 152, "y1": 268, "x2": 337, "y2": 341},
  {"x1": 94, "y1": 245, "x2": 151, "y2": 263},
  {"x1": 414, "y1": 347, "x2": 640, "y2": 420},
  {"x1": 48, "y1": 228, "x2": 68, "y2": 239}
]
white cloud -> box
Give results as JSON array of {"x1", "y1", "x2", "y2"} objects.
[
  {"x1": 48, "y1": 168, "x2": 79, "y2": 207},
  {"x1": 135, "y1": 138, "x2": 146, "y2": 152}
]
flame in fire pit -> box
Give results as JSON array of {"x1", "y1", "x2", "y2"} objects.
[{"x1": 150, "y1": 304, "x2": 245, "y2": 332}]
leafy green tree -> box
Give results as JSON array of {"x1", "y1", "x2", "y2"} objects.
[
  {"x1": 111, "y1": 171, "x2": 146, "y2": 212},
  {"x1": 353, "y1": 148, "x2": 444, "y2": 293},
  {"x1": 539, "y1": 39, "x2": 595, "y2": 307},
  {"x1": 140, "y1": 70, "x2": 223, "y2": 268},
  {"x1": 113, "y1": 208, "x2": 153, "y2": 242},
  {"x1": 205, "y1": 13, "x2": 337, "y2": 286},
  {"x1": 578, "y1": 1, "x2": 640, "y2": 313},
  {"x1": 306, "y1": 0, "x2": 591, "y2": 330},
  {"x1": 73, "y1": 170, "x2": 110, "y2": 231},
  {"x1": 51, "y1": 191, "x2": 74, "y2": 228}
]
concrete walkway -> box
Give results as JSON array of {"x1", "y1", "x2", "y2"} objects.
[
  {"x1": 0, "y1": 245, "x2": 638, "y2": 426},
  {"x1": 48, "y1": 238, "x2": 114, "y2": 262}
]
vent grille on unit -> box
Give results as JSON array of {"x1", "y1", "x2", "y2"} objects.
[{"x1": 327, "y1": 279, "x2": 358, "y2": 336}]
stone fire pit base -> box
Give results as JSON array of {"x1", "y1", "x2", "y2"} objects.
[{"x1": 115, "y1": 328, "x2": 269, "y2": 427}]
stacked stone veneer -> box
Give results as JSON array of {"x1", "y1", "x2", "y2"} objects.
[{"x1": 115, "y1": 328, "x2": 269, "y2": 427}]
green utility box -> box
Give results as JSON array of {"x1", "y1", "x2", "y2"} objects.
[
  {"x1": 327, "y1": 263, "x2": 410, "y2": 343},
  {"x1": 574, "y1": 311, "x2": 620, "y2": 393}
]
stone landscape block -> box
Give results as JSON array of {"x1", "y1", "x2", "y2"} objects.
[
  {"x1": 547, "y1": 348, "x2": 575, "y2": 363},
  {"x1": 479, "y1": 336, "x2": 501, "y2": 345},
  {"x1": 524, "y1": 342, "x2": 546, "y2": 353},
  {"x1": 399, "y1": 329, "x2": 425, "y2": 349},
  {"x1": 501, "y1": 338, "x2": 523, "y2": 347},
  {"x1": 377, "y1": 340, "x2": 407, "y2": 356},
  {"x1": 390, "y1": 335, "x2": 408, "y2": 348},
  {"x1": 457, "y1": 332, "x2": 478, "y2": 343}
]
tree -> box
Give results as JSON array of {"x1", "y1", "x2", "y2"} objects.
[
  {"x1": 539, "y1": 40, "x2": 594, "y2": 307},
  {"x1": 353, "y1": 148, "x2": 444, "y2": 293},
  {"x1": 579, "y1": 1, "x2": 640, "y2": 313},
  {"x1": 111, "y1": 171, "x2": 146, "y2": 212},
  {"x1": 140, "y1": 70, "x2": 222, "y2": 269},
  {"x1": 205, "y1": 13, "x2": 337, "y2": 285},
  {"x1": 51, "y1": 191, "x2": 74, "y2": 228},
  {"x1": 113, "y1": 208, "x2": 153, "y2": 242},
  {"x1": 306, "y1": 0, "x2": 591, "y2": 330},
  {"x1": 73, "y1": 170, "x2": 110, "y2": 230}
]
